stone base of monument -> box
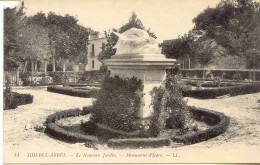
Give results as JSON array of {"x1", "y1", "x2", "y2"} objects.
[{"x1": 104, "y1": 53, "x2": 176, "y2": 122}]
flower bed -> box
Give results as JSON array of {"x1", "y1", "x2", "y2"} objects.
[
  {"x1": 183, "y1": 83, "x2": 260, "y2": 99},
  {"x1": 47, "y1": 86, "x2": 99, "y2": 98},
  {"x1": 44, "y1": 105, "x2": 230, "y2": 149}
]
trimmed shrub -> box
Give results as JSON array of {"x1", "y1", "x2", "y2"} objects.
[
  {"x1": 81, "y1": 105, "x2": 94, "y2": 115},
  {"x1": 4, "y1": 90, "x2": 33, "y2": 110},
  {"x1": 107, "y1": 137, "x2": 171, "y2": 149},
  {"x1": 172, "y1": 106, "x2": 230, "y2": 144},
  {"x1": 183, "y1": 83, "x2": 260, "y2": 99},
  {"x1": 92, "y1": 75, "x2": 143, "y2": 132},
  {"x1": 232, "y1": 73, "x2": 242, "y2": 81},
  {"x1": 47, "y1": 86, "x2": 99, "y2": 98},
  {"x1": 81, "y1": 121, "x2": 96, "y2": 134}
]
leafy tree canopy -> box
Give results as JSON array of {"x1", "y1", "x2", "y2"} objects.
[
  {"x1": 4, "y1": 4, "x2": 97, "y2": 71},
  {"x1": 193, "y1": 0, "x2": 260, "y2": 68},
  {"x1": 164, "y1": 0, "x2": 260, "y2": 69}
]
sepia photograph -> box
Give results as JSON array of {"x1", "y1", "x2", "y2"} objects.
[{"x1": 2, "y1": 0, "x2": 260, "y2": 163}]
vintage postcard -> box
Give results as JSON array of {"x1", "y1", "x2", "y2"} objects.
[{"x1": 2, "y1": 0, "x2": 260, "y2": 164}]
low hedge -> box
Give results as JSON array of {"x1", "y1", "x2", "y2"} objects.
[
  {"x1": 107, "y1": 137, "x2": 171, "y2": 149},
  {"x1": 96, "y1": 123, "x2": 141, "y2": 137},
  {"x1": 4, "y1": 91, "x2": 33, "y2": 110},
  {"x1": 45, "y1": 108, "x2": 82, "y2": 124},
  {"x1": 183, "y1": 83, "x2": 260, "y2": 99},
  {"x1": 171, "y1": 106, "x2": 230, "y2": 144},
  {"x1": 45, "y1": 106, "x2": 230, "y2": 148},
  {"x1": 180, "y1": 69, "x2": 260, "y2": 81},
  {"x1": 67, "y1": 83, "x2": 101, "y2": 87},
  {"x1": 185, "y1": 81, "x2": 240, "y2": 87},
  {"x1": 44, "y1": 108, "x2": 98, "y2": 148},
  {"x1": 45, "y1": 123, "x2": 98, "y2": 147},
  {"x1": 47, "y1": 86, "x2": 99, "y2": 98}
]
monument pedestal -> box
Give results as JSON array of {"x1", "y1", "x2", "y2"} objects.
[{"x1": 104, "y1": 53, "x2": 176, "y2": 119}]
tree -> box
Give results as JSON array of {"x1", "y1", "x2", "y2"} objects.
[
  {"x1": 163, "y1": 30, "x2": 198, "y2": 69},
  {"x1": 4, "y1": 2, "x2": 26, "y2": 71},
  {"x1": 4, "y1": 2, "x2": 92, "y2": 73},
  {"x1": 17, "y1": 23, "x2": 50, "y2": 72},
  {"x1": 194, "y1": 38, "x2": 223, "y2": 68},
  {"x1": 193, "y1": 0, "x2": 260, "y2": 69},
  {"x1": 45, "y1": 12, "x2": 89, "y2": 71},
  {"x1": 26, "y1": 12, "x2": 90, "y2": 71}
]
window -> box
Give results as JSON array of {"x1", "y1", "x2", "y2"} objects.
[{"x1": 92, "y1": 60, "x2": 94, "y2": 69}]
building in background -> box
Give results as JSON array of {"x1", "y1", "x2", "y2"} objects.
[{"x1": 85, "y1": 32, "x2": 106, "y2": 71}]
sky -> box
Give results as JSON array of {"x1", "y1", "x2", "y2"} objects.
[{"x1": 20, "y1": 0, "x2": 222, "y2": 43}]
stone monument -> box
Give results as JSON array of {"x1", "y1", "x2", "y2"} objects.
[{"x1": 103, "y1": 28, "x2": 176, "y2": 121}]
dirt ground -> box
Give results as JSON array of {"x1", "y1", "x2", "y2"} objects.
[{"x1": 3, "y1": 86, "x2": 260, "y2": 163}]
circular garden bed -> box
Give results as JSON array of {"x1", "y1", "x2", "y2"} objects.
[{"x1": 44, "y1": 106, "x2": 230, "y2": 149}]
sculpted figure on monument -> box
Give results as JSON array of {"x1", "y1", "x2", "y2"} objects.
[{"x1": 113, "y1": 28, "x2": 161, "y2": 55}]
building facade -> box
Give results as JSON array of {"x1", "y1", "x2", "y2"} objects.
[{"x1": 85, "y1": 33, "x2": 107, "y2": 71}]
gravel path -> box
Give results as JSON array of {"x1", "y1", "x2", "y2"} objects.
[{"x1": 3, "y1": 87, "x2": 260, "y2": 163}]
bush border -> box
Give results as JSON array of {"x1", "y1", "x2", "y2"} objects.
[
  {"x1": 185, "y1": 81, "x2": 241, "y2": 87},
  {"x1": 44, "y1": 108, "x2": 98, "y2": 148},
  {"x1": 47, "y1": 86, "x2": 98, "y2": 98},
  {"x1": 67, "y1": 83, "x2": 101, "y2": 87},
  {"x1": 44, "y1": 106, "x2": 230, "y2": 148},
  {"x1": 183, "y1": 83, "x2": 260, "y2": 99},
  {"x1": 96, "y1": 123, "x2": 141, "y2": 137},
  {"x1": 171, "y1": 106, "x2": 230, "y2": 144},
  {"x1": 4, "y1": 91, "x2": 34, "y2": 110},
  {"x1": 107, "y1": 137, "x2": 171, "y2": 149}
]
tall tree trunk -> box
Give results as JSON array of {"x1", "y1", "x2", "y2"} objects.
[
  {"x1": 31, "y1": 60, "x2": 34, "y2": 72},
  {"x1": 31, "y1": 60, "x2": 34, "y2": 84},
  {"x1": 35, "y1": 62, "x2": 38, "y2": 72},
  {"x1": 63, "y1": 61, "x2": 66, "y2": 72},
  {"x1": 253, "y1": 69, "x2": 256, "y2": 81},
  {"x1": 44, "y1": 61, "x2": 47, "y2": 72},
  {"x1": 23, "y1": 61, "x2": 28, "y2": 74},
  {"x1": 16, "y1": 69, "x2": 20, "y2": 86},
  {"x1": 188, "y1": 55, "x2": 191, "y2": 69},
  {"x1": 53, "y1": 60, "x2": 56, "y2": 72}
]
